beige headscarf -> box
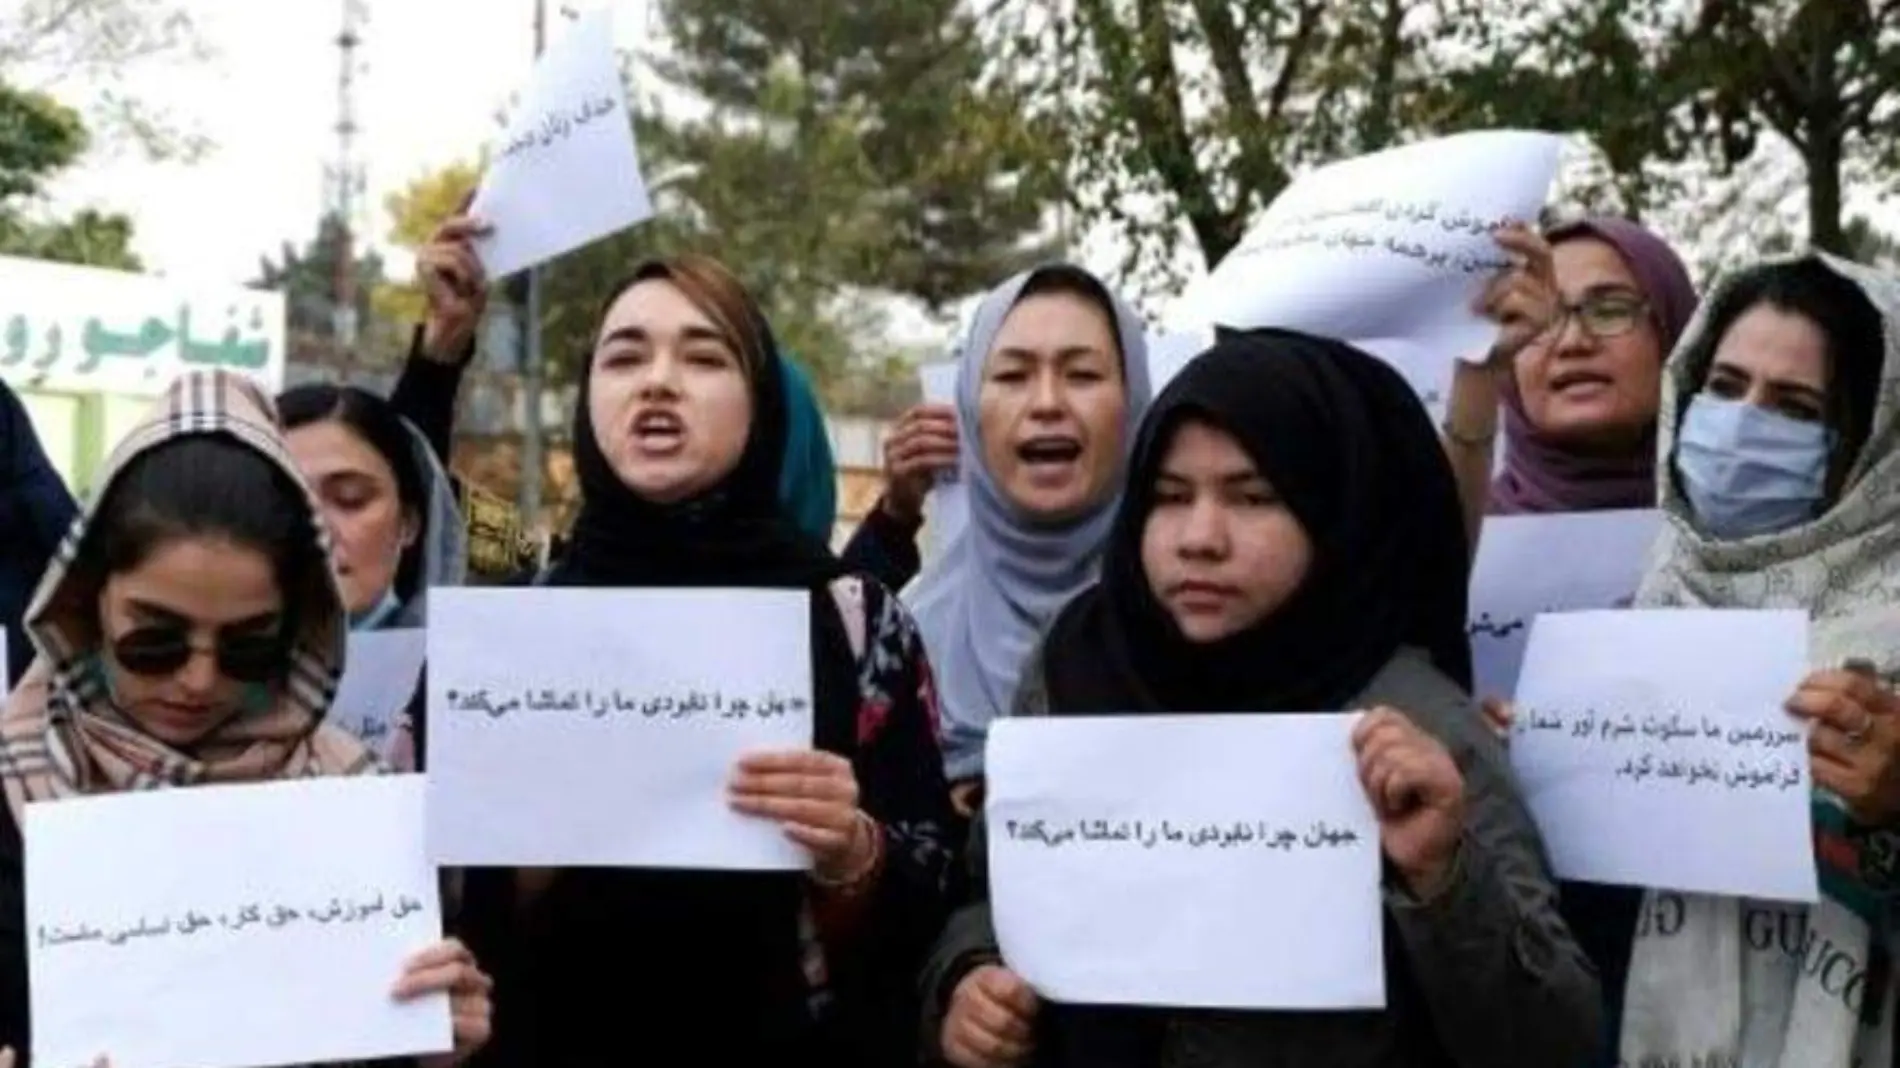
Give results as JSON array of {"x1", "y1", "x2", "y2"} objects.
[
  {"x1": 0, "y1": 370, "x2": 376, "y2": 822},
  {"x1": 1623, "y1": 251, "x2": 1900, "y2": 1068}
]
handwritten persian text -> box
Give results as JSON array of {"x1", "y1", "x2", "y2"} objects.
[
  {"x1": 445, "y1": 687, "x2": 809, "y2": 721},
  {"x1": 1004, "y1": 818, "x2": 1365, "y2": 852},
  {"x1": 38, "y1": 892, "x2": 428, "y2": 951}
]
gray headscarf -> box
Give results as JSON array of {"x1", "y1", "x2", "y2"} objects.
[
  {"x1": 386, "y1": 420, "x2": 467, "y2": 629},
  {"x1": 905, "y1": 265, "x2": 1153, "y2": 780}
]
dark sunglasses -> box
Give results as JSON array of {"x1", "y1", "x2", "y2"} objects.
[{"x1": 110, "y1": 626, "x2": 288, "y2": 683}]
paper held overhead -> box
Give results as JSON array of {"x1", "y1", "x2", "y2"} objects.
[
  {"x1": 468, "y1": 8, "x2": 654, "y2": 279},
  {"x1": 1168, "y1": 130, "x2": 1563, "y2": 371}
]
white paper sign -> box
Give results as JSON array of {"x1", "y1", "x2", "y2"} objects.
[
  {"x1": 1468, "y1": 509, "x2": 1662, "y2": 701},
  {"x1": 469, "y1": 9, "x2": 653, "y2": 278},
  {"x1": 426, "y1": 587, "x2": 814, "y2": 868},
  {"x1": 332, "y1": 629, "x2": 428, "y2": 762},
  {"x1": 1145, "y1": 329, "x2": 1211, "y2": 391},
  {"x1": 1509, "y1": 609, "x2": 1816, "y2": 902},
  {"x1": 1171, "y1": 130, "x2": 1562, "y2": 371},
  {"x1": 987, "y1": 714, "x2": 1383, "y2": 1010},
  {"x1": 28, "y1": 775, "x2": 449, "y2": 1068},
  {"x1": 916, "y1": 361, "x2": 968, "y2": 562}
]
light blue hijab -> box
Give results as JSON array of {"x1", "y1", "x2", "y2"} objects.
[{"x1": 905, "y1": 265, "x2": 1153, "y2": 780}]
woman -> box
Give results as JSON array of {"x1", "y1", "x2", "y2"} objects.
[
  {"x1": 0, "y1": 370, "x2": 491, "y2": 1066},
  {"x1": 281, "y1": 385, "x2": 467, "y2": 631},
  {"x1": 1454, "y1": 217, "x2": 1694, "y2": 1058},
  {"x1": 905, "y1": 264, "x2": 1153, "y2": 792},
  {"x1": 279, "y1": 385, "x2": 467, "y2": 772},
  {"x1": 924, "y1": 330, "x2": 1600, "y2": 1068},
  {"x1": 1448, "y1": 217, "x2": 1698, "y2": 541},
  {"x1": 0, "y1": 378, "x2": 76, "y2": 687},
  {"x1": 456, "y1": 255, "x2": 953, "y2": 1067},
  {"x1": 1617, "y1": 253, "x2": 1900, "y2": 1066}
]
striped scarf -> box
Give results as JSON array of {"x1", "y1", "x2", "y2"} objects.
[{"x1": 0, "y1": 370, "x2": 375, "y2": 822}]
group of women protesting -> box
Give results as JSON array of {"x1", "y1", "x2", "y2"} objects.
[{"x1": 0, "y1": 161, "x2": 1897, "y2": 1068}]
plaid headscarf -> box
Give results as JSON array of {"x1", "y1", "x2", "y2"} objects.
[{"x1": 0, "y1": 370, "x2": 375, "y2": 822}]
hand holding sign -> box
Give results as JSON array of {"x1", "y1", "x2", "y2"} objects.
[
  {"x1": 397, "y1": 938, "x2": 495, "y2": 1068},
  {"x1": 415, "y1": 206, "x2": 493, "y2": 365},
  {"x1": 1473, "y1": 224, "x2": 1560, "y2": 367},
  {"x1": 1351, "y1": 708, "x2": 1466, "y2": 897},
  {"x1": 729, "y1": 749, "x2": 878, "y2": 885},
  {"x1": 942, "y1": 964, "x2": 1039, "y2": 1068},
  {"x1": 1791, "y1": 666, "x2": 1900, "y2": 825}
]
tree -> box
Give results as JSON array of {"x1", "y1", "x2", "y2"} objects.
[
  {"x1": 373, "y1": 160, "x2": 482, "y2": 329},
  {"x1": 655, "y1": 0, "x2": 1065, "y2": 310},
  {"x1": 0, "y1": 82, "x2": 139, "y2": 269},
  {"x1": 1673, "y1": 0, "x2": 1900, "y2": 254},
  {"x1": 998, "y1": 0, "x2": 1453, "y2": 294},
  {"x1": 0, "y1": 0, "x2": 208, "y2": 160},
  {"x1": 253, "y1": 213, "x2": 400, "y2": 373},
  {"x1": 1427, "y1": 0, "x2": 1704, "y2": 221}
]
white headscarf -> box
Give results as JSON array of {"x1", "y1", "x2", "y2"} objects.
[
  {"x1": 387, "y1": 419, "x2": 467, "y2": 629},
  {"x1": 1623, "y1": 251, "x2": 1900, "y2": 1068},
  {"x1": 904, "y1": 265, "x2": 1153, "y2": 781}
]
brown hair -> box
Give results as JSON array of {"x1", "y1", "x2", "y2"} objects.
[{"x1": 599, "y1": 254, "x2": 774, "y2": 378}]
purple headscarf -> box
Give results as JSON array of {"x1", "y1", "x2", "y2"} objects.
[{"x1": 1488, "y1": 216, "x2": 1698, "y2": 515}]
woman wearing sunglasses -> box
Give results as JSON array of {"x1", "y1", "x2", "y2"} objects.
[{"x1": 0, "y1": 370, "x2": 493, "y2": 1067}]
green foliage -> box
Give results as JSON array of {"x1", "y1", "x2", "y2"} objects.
[
  {"x1": 0, "y1": 81, "x2": 139, "y2": 269},
  {"x1": 999, "y1": 0, "x2": 1448, "y2": 292},
  {"x1": 252, "y1": 213, "x2": 399, "y2": 369},
  {"x1": 0, "y1": 0, "x2": 210, "y2": 161}
]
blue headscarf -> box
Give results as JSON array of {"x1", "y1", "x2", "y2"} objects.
[
  {"x1": 776, "y1": 355, "x2": 837, "y2": 543},
  {"x1": 904, "y1": 264, "x2": 1154, "y2": 780}
]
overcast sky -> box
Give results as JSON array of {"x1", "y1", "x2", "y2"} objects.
[{"x1": 40, "y1": 0, "x2": 658, "y2": 287}]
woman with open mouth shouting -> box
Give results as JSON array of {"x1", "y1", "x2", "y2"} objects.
[
  {"x1": 905, "y1": 265, "x2": 1154, "y2": 811},
  {"x1": 454, "y1": 254, "x2": 954, "y2": 1068}
]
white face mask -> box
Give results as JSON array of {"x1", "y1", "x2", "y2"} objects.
[{"x1": 1674, "y1": 393, "x2": 1832, "y2": 540}]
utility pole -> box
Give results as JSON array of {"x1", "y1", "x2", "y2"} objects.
[
  {"x1": 517, "y1": 0, "x2": 549, "y2": 520},
  {"x1": 326, "y1": 0, "x2": 369, "y2": 376}
]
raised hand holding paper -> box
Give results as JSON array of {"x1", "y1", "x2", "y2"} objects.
[
  {"x1": 986, "y1": 714, "x2": 1383, "y2": 1010},
  {"x1": 468, "y1": 9, "x2": 653, "y2": 278},
  {"x1": 27, "y1": 775, "x2": 449, "y2": 1068},
  {"x1": 1171, "y1": 130, "x2": 1562, "y2": 371}
]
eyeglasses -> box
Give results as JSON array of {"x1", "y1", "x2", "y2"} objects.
[
  {"x1": 110, "y1": 626, "x2": 288, "y2": 683},
  {"x1": 1537, "y1": 294, "x2": 1650, "y2": 343}
]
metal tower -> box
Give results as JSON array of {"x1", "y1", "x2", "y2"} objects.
[{"x1": 324, "y1": 0, "x2": 370, "y2": 359}]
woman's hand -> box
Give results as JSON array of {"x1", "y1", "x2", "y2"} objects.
[
  {"x1": 1474, "y1": 224, "x2": 1559, "y2": 368},
  {"x1": 1352, "y1": 707, "x2": 1467, "y2": 899},
  {"x1": 393, "y1": 937, "x2": 494, "y2": 1067},
  {"x1": 730, "y1": 749, "x2": 879, "y2": 885},
  {"x1": 415, "y1": 211, "x2": 493, "y2": 365},
  {"x1": 942, "y1": 963, "x2": 1039, "y2": 1068},
  {"x1": 880, "y1": 403, "x2": 960, "y2": 525},
  {"x1": 1790, "y1": 667, "x2": 1900, "y2": 826},
  {"x1": 1481, "y1": 697, "x2": 1515, "y2": 742}
]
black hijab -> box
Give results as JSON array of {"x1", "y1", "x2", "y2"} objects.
[
  {"x1": 1041, "y1": 328, "x2": 1472, "y2": 715},
  {"x1": 547, "y1": 274, "x2": 845, "y2": 591}
]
